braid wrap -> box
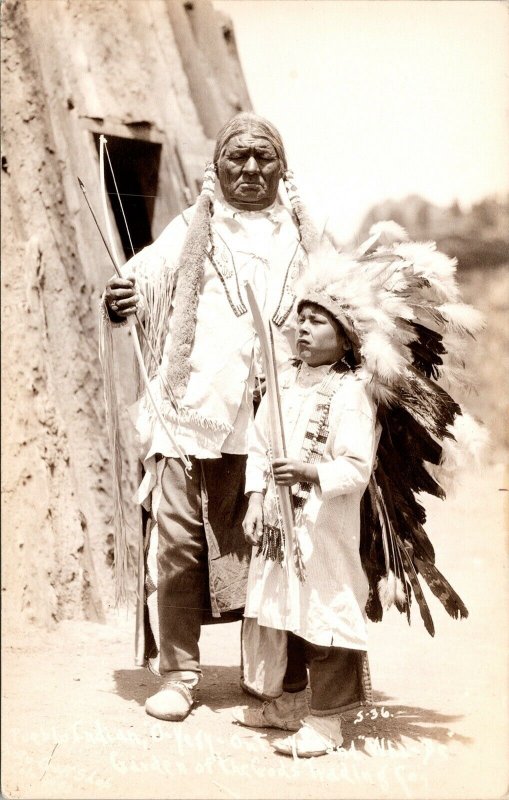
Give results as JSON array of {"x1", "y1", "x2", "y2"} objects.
[
  {"x1": 164, "y1": 164, "x2": 215, "y2": 399},
  {"x1": 283, "y1": 169, "x2": 321, "y2": 254}
]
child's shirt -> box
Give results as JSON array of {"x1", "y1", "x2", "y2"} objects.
[{"x1": 244, "y1": 362, "x2": 377, "y2": 650}]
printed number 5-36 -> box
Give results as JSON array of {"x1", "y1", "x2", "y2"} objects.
[{"x1": 353, "y1": 706, "x2": 391, "y2": 724}]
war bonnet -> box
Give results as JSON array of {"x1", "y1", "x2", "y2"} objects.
[
  {"x1": 293, "y1": 242, "x2": 410, "y2": 402},
  {"x1": 293, "y1": 226, "x2": 487, "y2": 634}
]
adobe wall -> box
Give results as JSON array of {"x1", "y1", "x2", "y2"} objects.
[{"x1": 1, "y1": 0, "x2": 251, "y2": 630}]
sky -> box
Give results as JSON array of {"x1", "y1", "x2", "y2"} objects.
[{"x1": 213, "y1": 0, "x2": 509, "y2": 241}]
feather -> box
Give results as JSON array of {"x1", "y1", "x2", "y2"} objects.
[
  {"x1": 390, "y1": 316, "x2": 416, "y2": 348},
  {"x1": 401, "y1": 574, "x2": 412, "y2": 623},
  {"x1": 394, "y1": 574, "x2": 407, "y2": 611},
  {"x1": 378, "y1": 570, "x2": 397, "y2": 610},
  {"x1": 440, "y1": 363, "x2": 477, "y2": 394},
  {"x1": 360, "y1": 490, "x2": 385, "y2": 623},
  {"x1": 378, "y1": 570, "x2": 407, "y2": 611},
  {"x1": 408, "y1": 322, "x2": 446, "y2": 378},
  {"x1": 368, "y1": 220, "x2": 410, "y2": 244},
  {"x1": 385, "y1": 295, "x2": 415, "y2": 322},
  {"x1": 365, "y1": 379, "x2": 398, "y2": 407},
  {"x1": 370, "y1": 470, "x2": 410, "y2": 615},
  {"x1": 361, "y1": 330, "x2": 408, "y2": 383},
  {"x1": 448, "y1": 412, "x2": 488, "y2": 463},
  {"x1": 437, "y1": 302, "x2": 486, "y2": 336},
  {"x1": 430, "y1": 412, "x2": 489, "y2": 493},
  {"x1": 411, "y1": 463, "x2": 445, "y2": 499},
  {"x1": 385, "y1": 405, "x2": 444, "y2": 465},
  {"x1": 414, "y1": 557, "x2": 469, "y2": 620},
  {"x1": 372, "y1": 472, "x2": 412, "y2": 593},
  {"x1": 367, "y1": 305, "x2": 399, "y2": 334},
  {"x1": 439, "y1": 331, "x2": 477, "y2": 390},
  {"x1": 358, "y1": 221, "x2": 409, "y2": 255},
  {"x1": 409, "y1": 303, "x2": 447, "y2": 333},
  {"x1": 400, "y1": 370, "x2": 461, "y2": 440},
  {"x1": 408, "y1": 521, "x2": 439, "y2": 564},
  {"x1": 394, "y1": 242, "x2": 459, "y2": 302},
  {"x1": 382, "y1": 267, "x2": 415, "y2": 296},
  {"x1": 377, "y1": 455, "x2": 431, "y2": 553},
  {"x1": 398, "y1": 541, "x2": 435, "y2": 636}
]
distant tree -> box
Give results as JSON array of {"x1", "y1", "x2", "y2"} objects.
[
  {"x1": 416, "y1": 201, "x2": 430, "y2": 231},
  {"x1": 389, "y1": 208, "x2": 406, "y2": 228},
  {"x1": 472, "y1": 199, "x2": 497, "y2": 229},
  {"x1": 449, "y1": 199, "x2": 462, "y2": 217}
]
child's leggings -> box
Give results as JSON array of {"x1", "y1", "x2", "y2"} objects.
[
  {"x1": 242, "y1": 619, "x2": 370, "y2": 715},
  {"x1": 283, "y1": 631, "x2": 364, "y2": 715}
]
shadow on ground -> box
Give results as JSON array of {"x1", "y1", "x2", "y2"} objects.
[
  {"x1": 113, "y1": 666, "x2": 472, "y2": 750},
  {"x1": 113, "y1": 667, "x2": 160, "y2": 705},
  {"x1": 112, "y1": 664, "x2": 245, "y2": 708},
  {"x1": 337, "y1": 690, "x2": 472, "y2": 751}
]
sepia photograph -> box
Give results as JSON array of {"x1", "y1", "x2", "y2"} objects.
[{"x1": 1, "y1": 1, "x2": 508, "y2": 798}]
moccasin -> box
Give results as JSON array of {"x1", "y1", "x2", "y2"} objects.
[
  {"x1": 232, "y1": 690, "x2": 308, "y2": 731},
  {"x1": 272, "y1": 714, "x2": 343, "y2": 757},
  {"x1": 145, "y1": 680, "x2": 195, "y2": 721}
]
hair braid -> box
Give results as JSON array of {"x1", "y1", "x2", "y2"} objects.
[
  {"x1": 283, "y1": 169, "x2": 321, "y2": 254},
  {"x1": 164, "y1": 164, "x2": 215, "y2": 399}
]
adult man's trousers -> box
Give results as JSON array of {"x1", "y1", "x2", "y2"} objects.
[{"x1": 144, "y1": 455, "x2": 251, "y2": 678}]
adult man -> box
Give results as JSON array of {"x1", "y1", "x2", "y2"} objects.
[{"x1": 102, "y1": 112, "x2": 319, "y2": 722}]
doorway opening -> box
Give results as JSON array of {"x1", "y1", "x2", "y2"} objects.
[{"x1": 93, "y1": 134, "x2": 162, "y2": 257}]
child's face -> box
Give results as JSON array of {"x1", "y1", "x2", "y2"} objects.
[{"x1": 296, "y1": 303, "x2": 349, "y2": 367}]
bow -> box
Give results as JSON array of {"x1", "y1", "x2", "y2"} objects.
[
  {"x1": 77, "y1": 140, "x2": 192, "y2": 616},
  {"x1": 95, "y1": 135, "x2": 190, "y2": 468},
  {"x1": 245, "y1": 283, "x2": 305, "y2": 630}
]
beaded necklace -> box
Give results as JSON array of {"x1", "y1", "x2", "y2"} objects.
[{"x1": 257, "y1": 359, "x2": 352, "y2": 564}]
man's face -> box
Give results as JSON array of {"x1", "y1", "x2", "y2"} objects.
[
  {"x1": 296, "y1": 303, "x2": 349, "y2": 367},
  {"x1": 216, "y1": 133, "x2": 283, "y2": 211}
]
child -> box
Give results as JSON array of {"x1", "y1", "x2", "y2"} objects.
[
  {"x1": 234, "y1": 229, "x2": 483, "y2": 757},
  {"x1": 234, "y1": 290, "x2": 378, "y2": 757}
]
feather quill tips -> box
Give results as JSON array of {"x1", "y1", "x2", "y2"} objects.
[{"x1": 378, "y1": 570, "x2": 407, "y2": 612}]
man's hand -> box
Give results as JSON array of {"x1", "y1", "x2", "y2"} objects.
[
  {"x1": 272, "y1": 458, "x2": 318, "y2": 487},
  {"x1": 242, "y1": 492, "x2": 264, "y2": 545},
  {"x1": 104, "y1": 274, "x2": 138, "y2": 318}
]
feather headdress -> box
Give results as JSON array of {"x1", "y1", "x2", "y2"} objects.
[
  {"x1": 295, "y1": 223, "x2": 487, "y2": 635},
  {"x1": 294, "y1": 242, "x2": 414, "y2": 403}
]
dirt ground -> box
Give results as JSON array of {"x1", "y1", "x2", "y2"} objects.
[{"x1": 2, "y1": 463, "x2": 508, "y2": 800}]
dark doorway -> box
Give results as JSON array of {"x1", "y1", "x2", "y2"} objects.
[{"x1": 93, "y1": 134, "x2": 162, "y2": 257}]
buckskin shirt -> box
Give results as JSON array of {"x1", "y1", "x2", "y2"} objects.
[{"x1": 118, "y1": 196, "x2": 309, "y2": 507}]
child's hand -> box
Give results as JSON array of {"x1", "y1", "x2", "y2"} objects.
[
  {"x1": 253, "y1": 376, "x2": 266, "y2": 404},
  {"x1": 272, "y1": 459, "x2": 318, "y2": 486},
  {"x1": 243, "y1": 493, "x2": 264, "y2": 545}
]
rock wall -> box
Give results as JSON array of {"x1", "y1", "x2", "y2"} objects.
[{"x1": 1, "y1": 0, "x2": 251, "y2": 629}]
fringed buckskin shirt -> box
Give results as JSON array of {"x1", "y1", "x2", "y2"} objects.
[
  {"x1": 112, "y1": 197, "x2": 308, "y2": 506},
  {"x1": 244, "y1": 364, "x2": 378, "y2": 650}
]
